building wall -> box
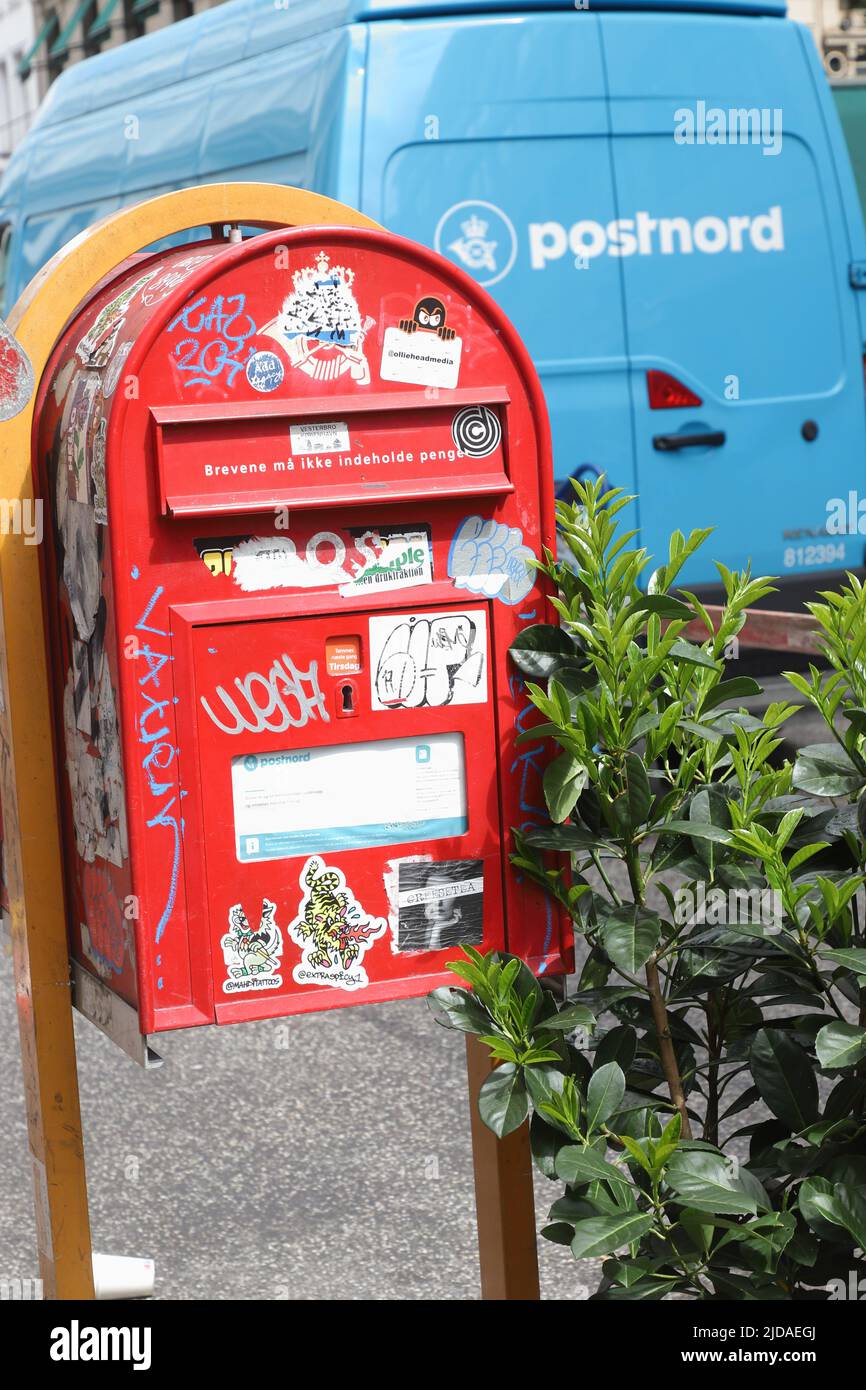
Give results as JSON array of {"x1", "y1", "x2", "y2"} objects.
[
  {"x1": 0, "y1": 0, "x2": 40, "y2": 165},
  {"x1": 28, "y1": 0, "x2": 225, "y2": 101},
  {"x1": 790, "y1": 1, "x2": 866, "y2": 83}
]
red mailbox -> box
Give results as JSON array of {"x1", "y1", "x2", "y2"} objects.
[{"x1": 33, "y1": 225, "x2": 571, "y2": 1056}]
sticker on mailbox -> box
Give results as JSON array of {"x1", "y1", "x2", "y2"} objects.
[
  {"x1": 288, "y1": 857, "x2": 387, "y2": 992},
  {"x1": 380, "y1": 310, "x2": 462, "y2": 390},
  {"x1": 289, "y1": 420, "x2": 350, "y2": 454},
  {"x1": 395, "y1": 859, "x2": 484, "y2": 953},
  {"x1": 369, "y1": 609, "x2": 487, "y2": 710},
  {"x1": 221, "y1": 898, "x2": 284, "y2": 994}
]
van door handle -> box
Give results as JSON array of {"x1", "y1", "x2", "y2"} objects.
[{"x1": 652, "y1": 430, "x2": 726, "y2": 452}]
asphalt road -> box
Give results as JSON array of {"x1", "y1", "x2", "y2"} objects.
[
  {"x1": 0, "y1": 945, "x2": 600, "y2": 1301},
  {"x1": 0, "y1": 677, "x2": 830, "y2": 1301}
]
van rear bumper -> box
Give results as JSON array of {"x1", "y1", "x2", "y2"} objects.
[{"x1": 691, "y1": 567, "x2": 866, "y2": 615}]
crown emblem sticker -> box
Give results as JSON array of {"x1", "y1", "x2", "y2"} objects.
[
  {"x1": 261, "y1": 252, "x2": 375, "y2": 385},
  {"x1": 434, "y1": 201, "x2": 518, "y2": 287}
]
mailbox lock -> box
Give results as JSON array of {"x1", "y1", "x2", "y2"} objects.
[{"x1": 337, "y1": 680, "x2": 358, "y2": 718}]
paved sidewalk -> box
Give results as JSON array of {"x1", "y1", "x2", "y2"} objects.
[{"x1": 0, "y1": 945, "x2": 596, "y2": 1301}]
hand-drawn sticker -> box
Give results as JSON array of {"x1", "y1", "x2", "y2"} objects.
[
  {"x1": 75, "y1": 269, "x2": 159, "y2": 364},
  {"x1": 139, "y1": 253, "x2": 214, "y2": 307},
  {"x1": 448, "y1": 515, "x2": 535, "y2": 606},
  {"x1": 103, "y1": 341, "x2": 133, "y2": 398},
  {"x1": 260, "y1": 253, "x2": 374, "y2": 386},
  {"x1": 369, "y1": 609, "x2": 487, "y2": 710},
  {"x1": 63, "y1": 499, "x2": 101, "y2": 641},
  {"x1": 221, "y1": 898, "x2": 284, "y2": 994},
  {"x1": 246, "y1": 349, "x2": 285, "y2": 393},
  {"x1": 65, "y1": 373, "x2": 100, "y2": 503},
  {"x1": 288, "y1": 856, "x2": 386, "y2": 991},
  {"x1": 72, "y1": 638, "x2": 91, "y2": 737},
  {"x1": 380, "y1": 295, "x2": 462, "y2": 389},
  {"x1": 51, "y1": 357, "x2": 77, "y2": 408},
  {"x1": 394, "y1": 859, "x2": 484, "y2": 953},
  {"x1": 91, "y1": 416, "x2": 108, "y2": 524},
  {"x1": 451, "y1": 405, "x2": 501, "y2": 458}
]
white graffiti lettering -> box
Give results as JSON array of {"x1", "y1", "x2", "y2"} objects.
[{"x1": 201, "y1": 654, "x2": 329, "y2": 735}]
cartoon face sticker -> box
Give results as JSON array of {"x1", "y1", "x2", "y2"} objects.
[{"x1": 398, "y1": 296, "x2": 456, "y2": 341}]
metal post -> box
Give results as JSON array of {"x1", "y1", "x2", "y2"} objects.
[{"x1": 465, "y1": 1032, "x2": 541, "y2": 1300}]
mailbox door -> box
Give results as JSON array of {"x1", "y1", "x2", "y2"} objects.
[{"x1": 174, "y1": 594, "x2": 504, "y2": 1019}]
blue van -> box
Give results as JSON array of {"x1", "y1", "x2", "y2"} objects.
[{"x1": 2, "y1": 0, "x2": 865, "y2": 589}]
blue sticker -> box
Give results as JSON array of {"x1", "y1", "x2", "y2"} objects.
[{"x1": 246, "y1": 350, "x2": 284, "y2": 393}]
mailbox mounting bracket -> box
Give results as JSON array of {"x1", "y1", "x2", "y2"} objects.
[{"x1": 71, "y1": 961, "x2": 164, "y2": 1070}]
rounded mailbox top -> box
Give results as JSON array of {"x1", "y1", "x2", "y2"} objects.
[{"x1": 37, "y1": 224, "x2": 552, "y2": 529}]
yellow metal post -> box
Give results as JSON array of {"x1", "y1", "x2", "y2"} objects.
[{"x1": 0, "y1": 184, "x2": 381, "y2": 1298}]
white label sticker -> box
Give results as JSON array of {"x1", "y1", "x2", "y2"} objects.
[
  {"x1": 232, "y1": 732, "x2": 467, "y2": 860},
  {"x1": 380, "y1": 326, "x2": 462, "y2": 389},
  {"x1": 369, "y1": 609, "x2": 487, "y2": 710},
  {"x1": 289, "y1": 420, "x2": 350, "y2": 454}
]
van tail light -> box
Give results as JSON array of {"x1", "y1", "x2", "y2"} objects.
[{"x1": 646, "y1": 369, "x2": 702, "y2": 410}]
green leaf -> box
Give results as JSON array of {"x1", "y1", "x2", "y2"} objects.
[
  {"x1": 601, "y1": 907, "x2": 661, "y2": 974},
  {"x1": 478, "y1": 1064, "x2": 529, "y2": 1138},
  {"x1": 750, "y1": 1028, "x2": 819, "y2": 1131},
  {"x1": 585, "y1": 1062, "x2": 626, "y2": 1133},
  {"x1": 427, "y1": 986, "x2": 491, "y2": 1035},
  {"x1": 835, "y1": 1184, "x2": 866, "y2": 1251},
  {"x1": 595, "y1": 1024, "x2": 637, "y2": 1072},
  {"x1": 700, "y1": 677, "x2": 762, "y2": 713},
  {"x1": 555, "y1": 1146, "x2": 634, "y2": 1203},
  {"x1": 631, "y1": 594, "x2": 694, "y2": 620},
  {"x1": 818, "y1": 947, "x2": 866, "y2": 977},
  {"x1": 540, "y1": 1001, "x2": 597, "y2": 1034},
  {"x1": 667, "y1": 639, "x2": 722, "y2": 671},
  {"x1": 543, "y1": 753, "x2": 588, "y2": 824},
  {"x1": 665, "y1": 1150, "x2": 757, "y2": 1216},
  {"x1": 509, "y1": 624, "x2": 579, "y2": 678},
  {"x1": 815, "y1": 1021, "x2": 866, "y2": 1070},
  {"x1": 570, "y1": 1211, "x2": 655, "y2": 1260},
  {"x1": 613, "y1": 752, "x2": 652, "y2": 832},
  {"x1": 663, "y1": 820, "x2": 731, "y2": 844},
  {"x1": 798, "y1": 1177, "x2": 854, "y2": 1244},
  {"x1": 793, "y1": 743, "x2": 863, "y2": 797}
]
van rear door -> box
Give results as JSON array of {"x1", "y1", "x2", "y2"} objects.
[
  {"x1": 600, "y1": 9, "x2": 866, "y2": 585},
  {"x1": 362, "y1": 10, "x2": 636, "y2": 503}
]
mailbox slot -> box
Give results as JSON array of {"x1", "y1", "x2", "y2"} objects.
[{"x1": 152, "y1": 387, "x2": 513, "y2": 517}]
